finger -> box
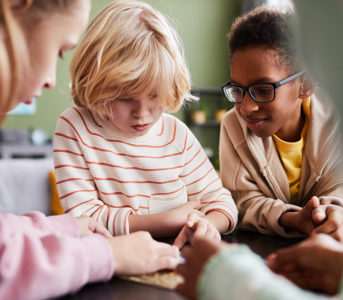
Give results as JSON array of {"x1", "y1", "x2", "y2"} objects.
[
  {"x1": 94, "y1": 222, "x2": 112, "y2": 238},
  {"x1": 193, "y1": 220, "x2": 208, "y2": 239},
  {"x1": 302, "y1": 197, "x2": 319, "y2": 217},
  {"x1": 158, "y1": 255, "x2": 180, "y2": 270},
  {"x1": 313, "y1": 220, "x2": 336, "y2": 235},
  {"x1": 270, "y1": 248, "x2": 302, "y2": 269},
  {"x1": 157, "y1": 243, "x2": 180, "y2": 259},
  {"x1": 173, "y1": 227, "x2": 189, "y2": 249},
  {"x1": 186, "y1": 213, "x2": 199, "y2": 228},
  {"x1": 312, "y1": 207, "x2": 327, "y2": 224}
]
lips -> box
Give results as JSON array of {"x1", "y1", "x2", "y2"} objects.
[
  {"x1": 245, "y1": 118, "x2": 265, "y2": 130},
  {"x1": 132, "y1": 124, "x2": 149, "y2": 132}
]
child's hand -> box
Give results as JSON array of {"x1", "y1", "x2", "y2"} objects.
[
  {"x1": 109, "y1": 231, "x2": 180, "y2": 275},
  {"x1": 312, "y1": 204, "x2": 343, "y2": 242},
  {"x1": 279, "y1": 196, "x2": 320, "y2": 235},
  {"x1": 173, "y1": 213, "x2": 221, "y2": 249},
  {"x1": 75, "y1": 216, "x2": 112, "y2": 238},
  {"x1": 165, "y1": 199, "x2": 204, "y2": 228},
  {"x1": 268, "y1": 234, "x2": 343, "y2": 295},
  {"x1": 176, "y1": 235, "x2": 226, "y2": 300}
]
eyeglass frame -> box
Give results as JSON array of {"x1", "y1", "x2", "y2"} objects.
[{"x1": 221, "y1": 70, "x2": 306, "y2": 104}]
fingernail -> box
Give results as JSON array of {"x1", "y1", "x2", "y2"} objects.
[{"x1": 179, "y1": 255, "x2": 186, "y2": 264}]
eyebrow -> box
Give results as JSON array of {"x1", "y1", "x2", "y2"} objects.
[{"x1": 231, "y1": 76, "x2": 277, "y2": 86}]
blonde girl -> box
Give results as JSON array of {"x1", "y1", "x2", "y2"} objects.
[{"x1": 54, "y1": 0, "x2": 238, "y2": 247}]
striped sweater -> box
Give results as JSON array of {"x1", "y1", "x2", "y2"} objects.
[{"x1": 53, "y1": 107, "x2": 238, "y2": 236}]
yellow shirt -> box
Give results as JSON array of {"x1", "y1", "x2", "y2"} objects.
[{"x1": 273, "y1": 98, "x2": 311, "y2": 203}]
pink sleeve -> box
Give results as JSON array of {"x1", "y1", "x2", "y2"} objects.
[
  {"x1": 20, "y1": 211, "x2": 80, "y2": 237},
  {"x1": 0, "y1": 213, "x2": 114, "y2": 300}
]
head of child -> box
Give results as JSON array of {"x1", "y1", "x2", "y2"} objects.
[
  {"x1": 0, "y1": 0, "x2": 90, "y2": 124},
  {"x1": 226, "y1": 6, "x2": 314, "y2": 142},
  {"x1": 70, "y1": 0, "x2": 192, "y2": 137}
]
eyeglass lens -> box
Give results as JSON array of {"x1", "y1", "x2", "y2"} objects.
[{"x1": 225, "y1": 84, "x2": 275, "y2": 103}]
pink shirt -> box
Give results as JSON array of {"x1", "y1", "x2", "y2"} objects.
[{"x1": 0, "y1": 211, "x2": 114, "y2": 300}]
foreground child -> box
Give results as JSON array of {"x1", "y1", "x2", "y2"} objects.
[
  {"x1": 176, "y1": 234, "x2": 341, "y2": 299},
  {"x1": 219, "y1": 7, "x2": 343, "y2": 238},
  {"x1": 53, "y1": 0, "x2": 237, "y2": 247},
  {"x1": 0, "y1": 0, "x2": 180, "y2": 299}
]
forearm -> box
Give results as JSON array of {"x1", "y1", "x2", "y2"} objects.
[
  {"x1": 0, "y1": 216, "x2": 114, "y2": 300},
  {"x1": 199, "y1": 246, "x2": 322, "y2": 300},
  {"x1": 278, "y1": 211, "x2": 300, "y2": 231},
  {"x1": 128, "y1": 213, "x2": 184, "y2": 238},
  {"x1": 205, "y1": 211, "x2": 230, "y2": 233}
]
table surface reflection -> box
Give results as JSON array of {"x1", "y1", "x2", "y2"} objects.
[{"x1": 59, "y1": 230, "x2": 303, "y2": 300}]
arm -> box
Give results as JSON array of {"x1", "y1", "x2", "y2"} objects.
[
  {"x1": 180, "y1": 128, "x2": 238, "y2": 232},
  {"x1": 128, "y1": 200, "x2": 202, "y2": 237},
  {"x1": 0, "y1": 213, "x2": 114, "y2": 300},
  {"x1": 177, "y1": 236, "x2": 327, "y2": 300},
  {"x1": 172, "y1": 127, "x2": 238, "y2": 248},
  {"x1": 54, "y1": 112, "x2": 134, "y2": 236}
]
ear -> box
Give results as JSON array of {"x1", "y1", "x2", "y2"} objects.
[
  {"x1": 299, "y1": 76, "x2": 315, "y2": 99},
  {"x1": 10, "y1": 0, "x2": 33, "y2": 11}
]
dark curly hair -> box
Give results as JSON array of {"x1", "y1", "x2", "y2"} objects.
[{"x1": 228, "y1": 6, "x2": 301, "y2": 72}]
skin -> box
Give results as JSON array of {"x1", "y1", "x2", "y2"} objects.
[
  {"x1": 5, "y1": 0, "x2": 180, "y2": 276},
  {"x1": 109, "y1": 231, "x2": 180, "y2": 275},
  {"x1": 268, "y1": 234, "x2": 343, "y2": 295},
  {"x1": 108, "y1": 90, "x2": 164, "y2": 137},
  {"x1": 279, "y1": 196, "x2": 343, "y2": 241},
  {"x1": 176, "y1": 236, "x2": 228, "y2": 299},
  {"x1": 11, "y1": 0, "x2": 91, "y2": 109},
  {"x1": 128, "y1": 199, "x2": 228, "y2": 248},
  {"x1": 231, "y1": 47, "x2": 309, "y2": 142}
]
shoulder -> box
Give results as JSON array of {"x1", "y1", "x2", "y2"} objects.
[
  {"x1": 221, "y1": 108, "x2": 246, "y2": 141},
  {"x1": 163, "y1": 113, "x2": 190, "y2": 133},
  {"x1": 221, "y1": 108, "x2": 241, "y2": 129},
  {"x1": 311, "y1": 90, "x2": 337, "y2": 118},
  {"x1": 58, "y1": 106, "x2": 90, "y2": 122}
]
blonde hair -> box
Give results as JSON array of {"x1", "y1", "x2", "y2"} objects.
[
  {"x1": 70, "y1": 0, "x2": 193, "y2": 119},
  {"x1": 0, "y1": 0, "x2": 82, "y2": 125}
]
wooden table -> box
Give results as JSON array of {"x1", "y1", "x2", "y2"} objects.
[{"x1": 59, "y1": 230, "x2": 303, "y2": 300}]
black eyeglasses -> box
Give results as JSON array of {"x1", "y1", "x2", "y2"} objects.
[{"x1": 221, "y1": 70, "x2": 306, "y2": 103}]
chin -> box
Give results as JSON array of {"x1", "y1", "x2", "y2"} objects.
[{"x1": 250, "y1": 129, "x2": 272, "y2": 138}]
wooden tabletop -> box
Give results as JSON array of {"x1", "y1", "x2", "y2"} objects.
[{"x1": 59, "y1": 230, "x2": 303, "y2": 300}]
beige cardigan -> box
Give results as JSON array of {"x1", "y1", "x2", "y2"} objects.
[{"x1": 219, "y1": 93, "x2": 343, "y2": 237}]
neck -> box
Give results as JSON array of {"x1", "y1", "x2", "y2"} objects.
[{"x1": 276, "y1": 102, "x2": 305, "y2": 142}]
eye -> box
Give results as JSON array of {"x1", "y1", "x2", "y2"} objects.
[{"x1": 117, "y1": 98, "x2": 133, "y2": 103}]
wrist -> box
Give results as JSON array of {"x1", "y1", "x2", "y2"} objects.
[{"x1": 279, "y1": 211, "x2": 300, "y2": 231}]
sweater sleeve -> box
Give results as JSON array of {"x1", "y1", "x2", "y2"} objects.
[
  {"x1": 198, "y1": 246, "x2": 330, "y2": 300},
  {"x1": 20, "y1": 211, "x2": 80, "y2": 237},
  {"x1": 54, "y1": 109, "x2": 134, "y2": 236},
  {"x1": 180, "y1": 126, "x2": 238, "y2": 233},
  {"x1": 0, "y1": 213, "x2": 114, "y2": 300}
]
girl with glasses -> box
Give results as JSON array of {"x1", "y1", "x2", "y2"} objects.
[{"x1": 219, "y1": 6, "x2": 343, "y2": 239}]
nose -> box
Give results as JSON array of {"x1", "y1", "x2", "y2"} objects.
[
  {"x1": 132, "y1": 101, "x2": 150, "y2": 118},
  {"x1": 237, "y1": 92, "x2": 259, "y2": 116},
  {"x1": 43, "y1": 74, "x2": 56, "y2": 89}
]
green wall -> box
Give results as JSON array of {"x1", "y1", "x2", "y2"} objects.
[{"x1": 3, "y1": 0, "x2": 241, "y2": 137}]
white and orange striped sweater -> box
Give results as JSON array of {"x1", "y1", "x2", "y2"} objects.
[{"x1": 53, "y1": 107, "x2": 238, "y2": 236}]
